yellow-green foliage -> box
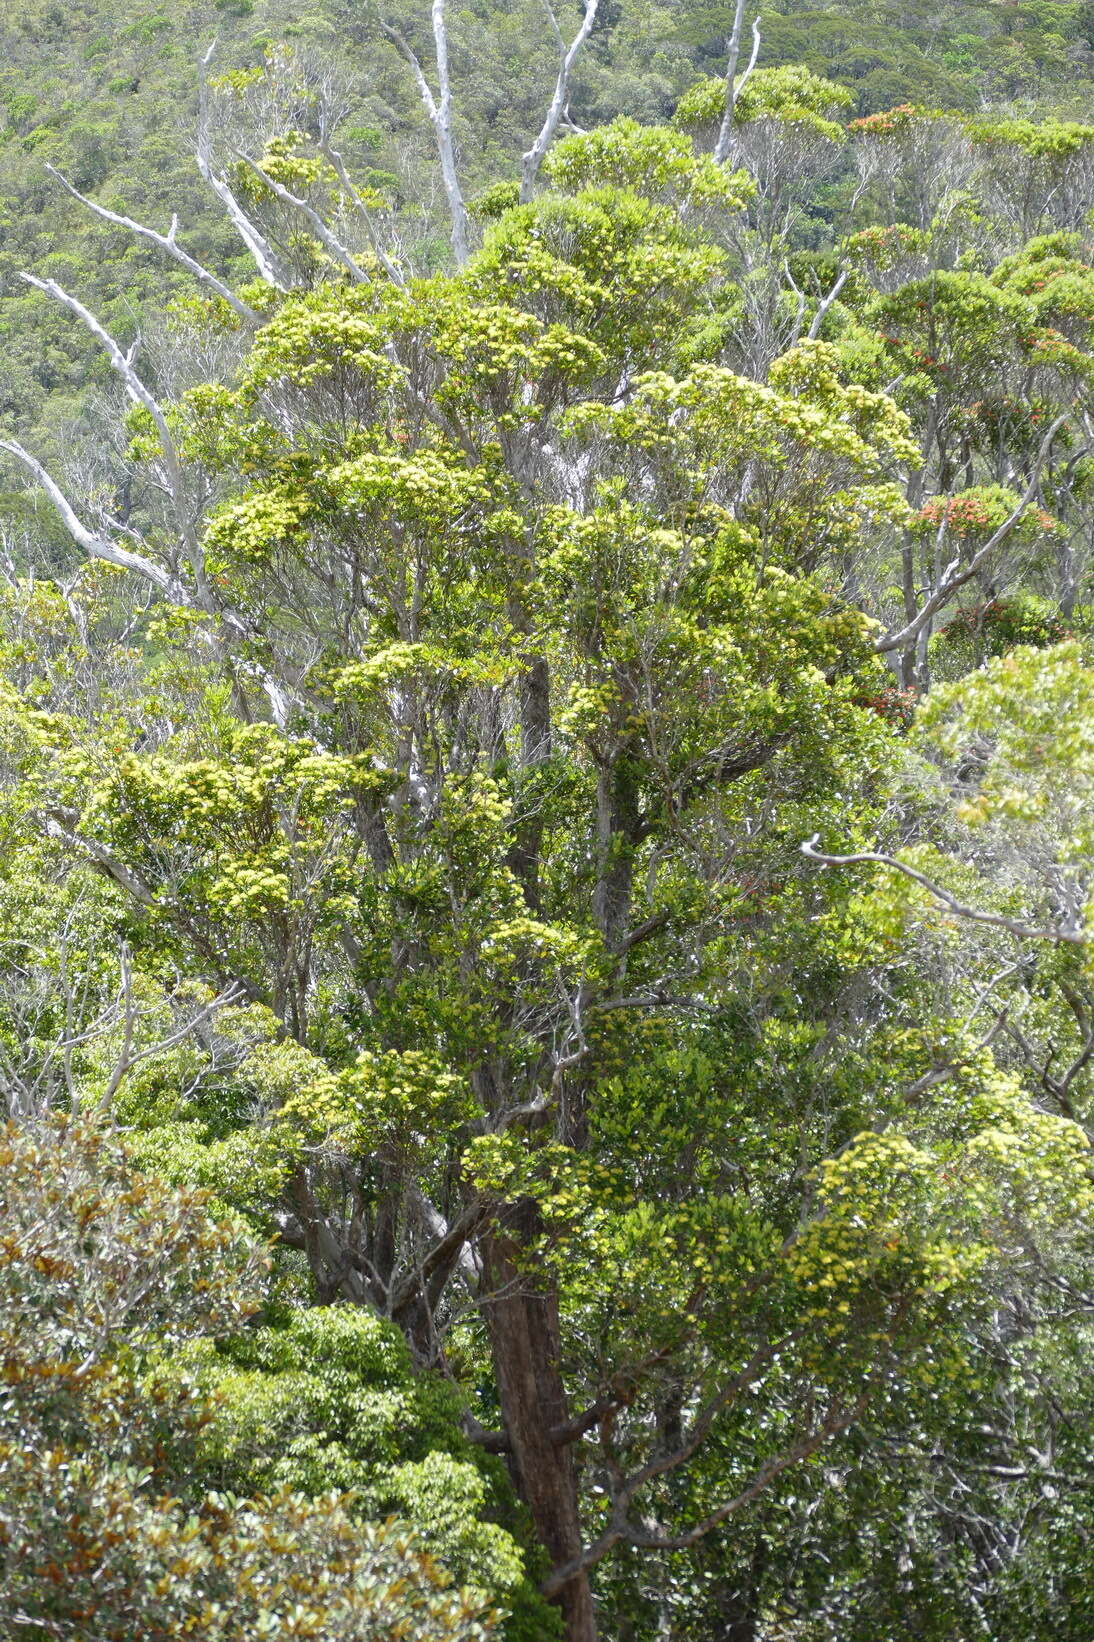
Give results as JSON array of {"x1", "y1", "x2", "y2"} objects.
[{"x1": 165, "y1": 1304, "x2": 547, "y2": 1629}]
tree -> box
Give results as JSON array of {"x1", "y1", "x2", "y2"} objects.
[
  {"x1": 0, "y1": 1117, "x2": 497, "y2": 1641},
  {"x1": 4, "y1": 11, "x2": 1094, "y2": 1637},
  {"x1": 3, "y1": 85, "x2": 1094, "y2": 1639}
]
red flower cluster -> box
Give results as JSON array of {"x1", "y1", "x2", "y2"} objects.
[
  {"x1": 853, "y1": 686, "x2": 917, "y2": 728},
  {"x1": 848, "y1": 103, "x2": 924, "y2": 136}
]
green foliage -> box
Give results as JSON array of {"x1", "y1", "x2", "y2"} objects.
[
  {"x1": 6, "y1": 7, "x2": 1094, "y2": 1640},
  {"x1": 167, "y1": 1306, "x2": 553, "y2": 1632},
  {"x1": 0, "y1": 1119, "x2": 497, "y2": 1641},
  {"x1": 544, "y1": 116, "x2": 750, "y2": 208}
]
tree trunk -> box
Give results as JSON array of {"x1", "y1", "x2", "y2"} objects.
[
  {"x1": 594, "y1": 754, "x2": 641, "y2": 953},
  {"x1": 509, "y1": 653, "x2": 552, "y2": 911},
  {"x1": 482, "y1": 1204, "x2": 597, "y2": 1642}
]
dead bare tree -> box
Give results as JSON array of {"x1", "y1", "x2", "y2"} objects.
[
  {"x1": 0, "y1": 316, "x2": 293, "y2": 729},
  {"x1": 519, "y1": 0, "x2": 601, "y2": 202},
  {"x1": 196, "y1": 42, "x2": 287, "y2": 288},
  {"x1": 374, "y1": 0, "x2": 471, "y2": 264},
  {"x1": 44, "y1": 165, "x2": 260, "y2": 324},
  {"x1": 374, "y1": 0, "x2": 604, "y2": 262},
  {"x1": 0, "y1": 908, "x2": 246, "y2": 1123},
  {"x1": 713, "y1": 0, "x2": 762, "y2": 167}
]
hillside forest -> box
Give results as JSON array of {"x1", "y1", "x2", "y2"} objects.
[{"x1": 4, "y1": 2, "x2": 1094, "y2": 1639}]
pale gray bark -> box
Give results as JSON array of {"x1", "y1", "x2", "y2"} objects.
[
  {"x1": 197, "y1": 43, "x2": 287, "y2": 287},
  {"x1": 0, "y1": 438, "x2": 182, "y2": 599},
  {"x1": 319, "y1": 139, "x2": 407, "y2": 285},
  {"x1": 713, "y1": 0, "x2": 762, "y2": 167},
  {"x1": 876, "y1": 415, "x2": 1073, "y2": 658},
  {"x1": 378, "y1": 0, "x2": 470, "y2": 264},
  {"x1": 519, "y1": 0, "x2": 601, "y2": 202},
  {"x1": 235, "y1": 151, "x2": 372, "y2": 283},
  {"x1": 801, "y1": 837, "x2": 1088, "y2": 945},
  {"x1": 44, "y1": 165, "x2": 260, "y2": 324}
]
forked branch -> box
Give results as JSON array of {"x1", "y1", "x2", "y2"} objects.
[
  {"x1": 876, "y1": 414, "x2": 1072, "y2": 656},
  {"x1": 377, "y1": 0, "x2": 470, "y2": 263},
  {"x1": 318, "y1": 139, "x2": 407, "y2": 285},
  {"x1": 0, "y1": 439, "x2": 294, "y2": 727},
  {"x1": 18, "y1": 274, "x2": 213, "y2": 598},
  {"x1": 520, "y1": 0, "x2": 601, "y2": 202},
  {"x1": 197, "y1": 42, "x2": 287, "y2": 288},
  {"x1": 0, "y1": 439, "x2": 182, "y2": 599},
  {"x1": 713, "y1": 0, "x2": 762, "y2": 166},
  {"x1": 542, "y1": 1385, "x2": 865, "y2": 1597},
  {"x1": 236, "y1": 152, "x2": 371, "y2": 283},
  {"x1": 44, "y1": 165, "x2": 260, "y2": 324}
]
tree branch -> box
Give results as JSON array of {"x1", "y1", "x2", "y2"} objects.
[
  {"x1": 462, "y1": 1414, "x2": 513, "y2": 1453},
  {"x1": 388, "y1": 1202, "x2": 486, "y2": 1324},
  {"x1": 318, "y1": 139, "x2": 406, "y2": 286},
  {"x1": 615, "y1": 909, "x2": 672, "y2": 956},
  {"x1": 800, "y1": 835, "x2": 1086, "y2": 944},
  {"x1": 0, "y1": 439, "x2": 182, "y2": 599},
  {"x1": 0, "y1": 438, "x2": 295, "y2": 727},
  {"x1": 197, "y1": 42, "x2": 286, "y2": 288},
  {"x1": 18, "y1": 275, "x2": 208, "y2": 591},
  {"x1": 377, "y1": 2, "x2": 469, "y2": 263},
  {"x1": 618, "y1": 1395, "x2": 868, "y2": 1553},
  {"x1": 549, "y1": 1345, "x2": 676, "y2": 1447},
  {"x1": 519, "y1": 0, "x2": 601, "y2": 202},
  {"x1": 657, "y1": 734, "x2": 787, "y2": 831},
  {"x1": 42, "y1": 809, "x2": 160, "y2": 909},
  {"x1": 875, "y1": 414, "x2": 1072, "y2": 656},
  {"x1": 807, "y1": 266, "x2": 849, "y2": 340},
  {"x1": 102, "y1": 976, "x2": 247, "y2": 1105},
  {"x1": 235, "y1": 152, "x2": 371, "y2": 284},
  {"x1": 44, "y1": 165, "x2": 259, "y2": 324},
  {"x1": 542, "y1": 1388, "x2": 862, "y2": 1597},
  {"x1": 713, "y1": 0, "x2": 762, "y2": 167}
]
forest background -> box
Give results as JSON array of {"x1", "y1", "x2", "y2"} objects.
[{"x1": 8, "y1": 0, "x2": 1094, "y2": 471}]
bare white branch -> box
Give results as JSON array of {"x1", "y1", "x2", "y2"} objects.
[
  {"x1": 44, "y1": 165, "x2": 259, "y2": 324},
  {"x1": 42, "y1": 810, "x2": 160, "y2": 908},
  {"x1": 519, "y1": 0, "x2": 601, "y2": 203},
  {"x1": 198, "y1": 42, "x2": 287, "y2": 288},
  {"x1": 377, "y1": 2, "x2": 469, "y2": 263},
  {"x1": 807, "y1": 266, "x2": 848, "y2": 339},
  {"x1": 0, "y1": 439, "x2": 182, "y2": 598},
  {"x1": 18, "y1": 275, "x2": 212, "y2": 595},
  {"x1": 714, "y1": 0, "x2": 762, "y2": 167},
  {"x1": 877, "y1": 414, "x2": 1073, "y2": 656},
  {"x1": 800, "y1": 835, "x2": 1087, "y2": 945},
  {"x1": 102, "y1": 971, "x2": 247, "y2": 1106},
  {"x1": 319, "y1": 139, "x2": 407, "y2": 285},
  {"x1": 236, "y1": 152, "x2": 371, "y2": 283}
]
